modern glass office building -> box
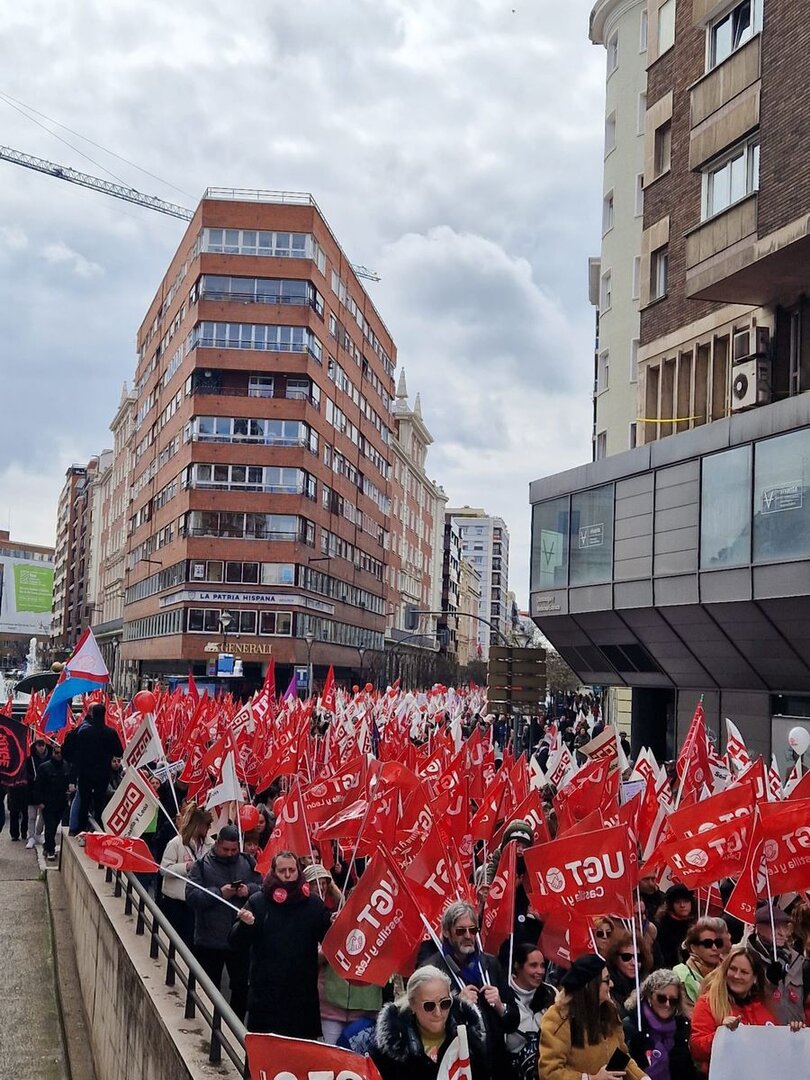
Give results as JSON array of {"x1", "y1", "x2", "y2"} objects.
[{"x1": 529, "y1": 394, "x2": 810, "y2": 768}]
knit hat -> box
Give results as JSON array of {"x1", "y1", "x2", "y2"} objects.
[
  {"x1": 665, "y1": 883, "x2": 693, "y2": 905},
  {"x1": 560, "y1": 954, "x2": 606, "y2": 994},
  {"x1": 502, "y1": 819, "x2": 534, "y2": 846},
  {"x1": 755, "y1": 902, "x2": 791, "y2": 926},
  {"x1": 303, "y1": 864, "x2": 333, "y2": 884}
]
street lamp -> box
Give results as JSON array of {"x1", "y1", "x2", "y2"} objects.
[
  {"x1": 357, "y1": 644, "x2": 367, "y2": 683},
  {"x1": 219, "y1": 611, "x2": 233, "y2": 650},
  {"x1": 305, "y1": 630, "x2": 315, "y2": 697}
]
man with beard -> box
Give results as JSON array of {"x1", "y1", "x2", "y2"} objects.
[
  {"x1": 746, "y1": 903, "x2": 806, "y2": 1024},
  {"x1": 423, "y1": 900, "x2": 519, "y2": 1080},
  {"x1": 230, "y1": 850, "x2": 333, "y2": 1036},
  {"x1": 185, "y1": 825, "x2": 260, "y2": 1019}
]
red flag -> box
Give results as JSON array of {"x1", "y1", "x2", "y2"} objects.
[
  {"x1": 262, "y1": 657, "x2": 276, "y2": 698},
  {"x1": 83, "y1": 833, "x2": 159, "y2": 873},
  {"x1": 481, "y1": 840, "x2": 516, "y2": 954},
  {"x1": 322, "y1": 848, "x2": 425, "y2": 985},
  {"x1": 256, "y1": 785, "x2": 312, "y2": 873},
  {"x1": 186, "y1": 671, "x2": 200, "y2": 704},
  {"x1": 659, "y1": 774, "x2": 757, "y2": 846},
  {"x1": 0, "y1": 714, "x2": 29, "y2": 783},
  {"x1": 321, "y1": 665, "x2": 336, "y2": 713},
  {"x1": 470, "y1": 766, "x2": 510, "y2": 844},
  {"x1": 651, "y1": 815, "x2": 752, "y2": 889},
  {"x1": 1, "y1": 696, "x2": 12, "y2": 718},
  {"x1": 524, "y1": 825, "x2": 636, "y2": 918},
  {"x1": 245, "y1": 1034, "x2": 382, "y2": 1080},
  {"x1": 675, "y1": 701, "x2": 712, "y2": 807},
  {"x1": 405, "y1": 821, "x2": 466, "y2": 925},
  {"x1": 725, "y1": 798, "x2": 810, "y2": 922},
  {"x1": 554, "y1": 757, "x2": 619, "y2": 834},
  {"x1": 788, "y1": 769, "x2": 810, "y2": 802},
  {"x1": 539, "y1": 909, "x2": 595, "y2": 968}
]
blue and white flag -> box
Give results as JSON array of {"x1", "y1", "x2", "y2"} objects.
[{"x1": 44, "y1": 627, "x2": 109, "y2": 731}]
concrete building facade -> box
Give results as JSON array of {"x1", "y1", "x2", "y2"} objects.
[
  {"x1": 0, "y1": 530, "x2": 54, "y2": 670},
  {"x1": 530, "y1": 0, "x2": 810, "y2": 763},
  {"x1": 446, "y1": 507, "x2": 509, "y2": 659},
  {"x1": 456, "y1": 557, "x2": 483, "y2": 668},
  {"x1": 590, "y1": 0, "x2": 650, "y2": 459}
]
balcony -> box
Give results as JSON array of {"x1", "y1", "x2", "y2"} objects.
[{"x1": 685, "y1": 193, "x2": 758, "y2": 285}]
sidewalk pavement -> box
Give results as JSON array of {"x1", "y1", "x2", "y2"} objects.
[{"x1": 0, "y1": 825, "x2": 69, "y2": 1080}]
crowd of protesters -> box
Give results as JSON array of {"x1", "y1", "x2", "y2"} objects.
[{"x1": 5, "y1": 689, "x2": 809, "y2": 1080}]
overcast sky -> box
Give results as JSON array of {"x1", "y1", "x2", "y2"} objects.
[{"x1": 0, "y1": 0, "x2": 605, "y2": 604}]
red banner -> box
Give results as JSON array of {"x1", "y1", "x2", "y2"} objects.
[
  {"x1": 480, "y1": 840, "x2": 516, "y2": 954},
  {"x1": 524, "y1": 824, "x2": 636, "y2": 918},
  {"x1": 725, "y1": 798, "x2": 810, "y2": 922},
  {"x1": 322, "y1": 848, "x2": 424, "y2": 985},
  {"x1": 84, "y1": 833, "x2": 159, "y2": 873},
  {"x1": 245, "y1": 1032, "x2": 383, "y2": 1080}
]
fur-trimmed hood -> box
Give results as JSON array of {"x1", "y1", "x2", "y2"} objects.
[{"x1": 374, "y1": 998, "x2": 487, "y2": 1065}]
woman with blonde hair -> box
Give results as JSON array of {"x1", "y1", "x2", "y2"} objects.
[
  {"x1": 672, "y1": 918, "x2": 726, "y2": 1017},
  {"x1": 689, "y1": 945, "x2": 802, "y2": 1074},
  {"x1": 160, "y1": 802, "x2": 213, "y2": 944}
]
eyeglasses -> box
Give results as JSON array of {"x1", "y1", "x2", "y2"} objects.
[
  {"x1": 654, "y1": 993, "x2": 680, "y2": 1007},
  {"x1": 697, "y1": 938, "x2": 724, "y2": 950},
  {"x1": 595, "y1": 929, "x2": 612, "y2": 939},
  {"x1": 454, "y1": 926, "x2": 478, "y2": 937},
  {"x1": 618, "y1": 952, "x2": 637, "y2": 962},
  {"x1": 421, "y1": 998, "x2": 453, "y2": 1013}
]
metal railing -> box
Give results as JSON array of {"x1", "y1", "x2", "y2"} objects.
[{"x1": 95, "y1": 856, "x2": 247, "y2": 1076}]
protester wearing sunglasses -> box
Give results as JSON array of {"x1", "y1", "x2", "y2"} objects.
[
  {"x1": 672, "y1": 919, "x2": 727, "y2": 1019},
  {"x1": 606, "y1": 930, "x2": 653, "y2": 1018},
  {"x1": 622, "y1": 969, "x2": 698, "y2": 1080},
  {"x1": 370, "y1": 966, "x2": 489, "y2": 1080}
]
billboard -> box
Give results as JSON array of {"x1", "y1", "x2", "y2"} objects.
[{"x1": 0, "y1": 556, "x2": 54, "y2": 635}]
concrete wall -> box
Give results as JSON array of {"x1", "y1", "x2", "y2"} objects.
[{"x1": 61, "y1": 838, "x2": 241, "y2": 1080}]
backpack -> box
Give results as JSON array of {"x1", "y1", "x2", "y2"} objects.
[{"x1": 511, "y1": 1032, "x2": 539, "y2": 1080}]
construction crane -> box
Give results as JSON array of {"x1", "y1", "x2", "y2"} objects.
[{"x1": 0, "y1": 144, "x2": 381, "y2": 281}]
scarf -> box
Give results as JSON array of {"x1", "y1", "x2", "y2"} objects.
[
  {"x1": 688, "y1": 954, "x2": 714, "y2": 978},
  {"x1": 263, "y1": 873, "x2": 310, "y2": 905},
  {"x1": 443, "y1": 943, "x2": 484, "y2": 987},
  {"x1": 642, "y1": 1002, "x2": 676, "y2": 1080}
]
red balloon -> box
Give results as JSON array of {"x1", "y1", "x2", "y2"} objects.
[
  {"x1": 364, "y1": 683, "x2": 373, "y2": 693},
  {"x1": 352, "y1": 684, "x2": 360, "y2": 694},
  {"x1": 133, "y1": 689, "x2": 157, "y2": 714},
  {"x1": 238, "y1": 804, "x2": 261, "y2": 832}
]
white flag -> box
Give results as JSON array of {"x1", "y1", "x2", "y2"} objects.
[
  {"x1": 436, "y1": 1023, "x2": 471, "y2": 1080},
  {"x1": 205, "y1": 750, "x2": 241, "y2": 810},
  {"x1": 102, "y1": 767, "x2": 159, "y2": 838},
  {"x1": 122, "y1": 712, "x2": 162, "y2": 770},
  {"x1": 725, "y1": 718, "x2": 752, "y2": 775}
]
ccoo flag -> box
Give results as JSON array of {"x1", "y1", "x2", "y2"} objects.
[{"x1": 44, "y1": 627, "x2": 109, "y2": 732}]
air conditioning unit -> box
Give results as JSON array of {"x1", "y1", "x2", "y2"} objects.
[
  {"x1": 731, "y1": 358, "x2": 771, "y2": 411},
  {"x1": 733, "y1": 326, "x2": 770, "y2": 363}
]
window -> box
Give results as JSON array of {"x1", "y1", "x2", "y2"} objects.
[
  {"x1": 531, "y1": 497, "x2": 570, "y2": 590},
  {"x1": 637, "y1": 92, "x2": 647, "y2": 135},
  {"x1": 651, "y1": 246, "x2": 668, "y2": 300},
  {"x1": 630, "y1": 338, "x2": 640, "y2": 383},
  {"x1": 605, "y1": 111, "x2": 617, "y2": 155},
  {"x1": 595, "y1": 431, "x2": 608, "y2": 460},
  {"x1": 570, "y1": 484, "x2": 614, "y2": 585},
  {"x1": 701, "y1": 446, "x2": 752, "y2": 567},
  {"x1": 654, "y1": 119, "x2": 672, "y2": 176},
  {"x1": 602, "y1": 190, "x2": 615, "y2": 233},
  {"x1": 607, "y1": 32, "x2": 619, "y2": 75},
  {"x1": 635, "y1": 174, "x2": 645, "y2": 217},
  {"x1": 629, "y1": 422, "x2": 638, "y2": 449},
  {"x1": 248, "y1": 375, "x2": 274, "y2": 397},
  {"x1": 753, "y1": 429, "x2": 810, "y2": 564},
  {"x1": 710, "y1": 0, "x2": 759, "y2": 70},
  {"x1": 703, "y1": 141, "x2": 760, "y2": 219},
  {"x1": 597, "y1": 350, "x2": 610, "y2": 392},
  {"x1": 657, "y1": 0, "x2": 676, "y2": 55},
  {"x1": 640, "y1": 8, "x2": 649, "y2": 51},
  {"x1": 600, "y1": 269, "x2": 613, "y2": 312},
  {"x1": 632, "y1": 256, "x2": 642, "y2": 301}
]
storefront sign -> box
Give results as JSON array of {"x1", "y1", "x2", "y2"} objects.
[
  {"x1": 578, "y1": 523, "x2": 604, "y2": 548},
  {"x1": 761, "y1": 482, "x2": 802, "y2": 514},
  {"x1": 159, "y1": 590, "x2": 334, "y2": 614},
  {"x1": 203, "y1": 641, "x2": 274, "y2": 655}
]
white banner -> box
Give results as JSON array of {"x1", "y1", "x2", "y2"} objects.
[
  {"x1": 708, "y1": 1025, "x2": 810, "y2": 1080},
  {"x1": 122, "y1": 713, "x2": 162, "y2": 770},
  {"x1": 102, "y1": 767, "x2": 159, "y2": 838}
]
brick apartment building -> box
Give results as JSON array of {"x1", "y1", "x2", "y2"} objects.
[
  {"x1": 121, "y1": 191, "x2": 397, "y2": 691},
  {"x1": 529, "y1": 0, "x2": 810, "y2": 757}
]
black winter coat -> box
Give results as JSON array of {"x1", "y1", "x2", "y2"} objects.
[
  {"x1": 229, "y1": 888, "x2": 332, "y2": 1037},
  {"x1": 370, "y1": 998, "x2": 490, "y2": 1080},
  {"x1": 25, "y1": 749, "x2": 50, "y2": 802},
  {"x1": 185, "y1": 851, "x2": 260, "y2": 949},
  {"x1": 423, "y1": 949, "x2": 518, "y2": 1080},
  {"x1": 623, "y1": 1010, "x2": 698, "y2": 1080},
  {"x1": 33, "y1": 757, "x2": 71, "y2": 810},
  {"x1": 63, "y1": 720, "x2": 123, "y2": 782}
]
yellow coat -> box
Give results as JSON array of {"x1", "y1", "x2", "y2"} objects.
[{"x1": 538, "y1": 1002, "x2": 647, "y2": 1080}]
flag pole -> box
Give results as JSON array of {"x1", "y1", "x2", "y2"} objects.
[
  {"x1": 763, "y1": 861, "x2": 779, "y2": 962},
  {"x1": 161, "y1": 867, "x2": 242, "y2": 912},
  {"x1": 630, "y1": 899, "x2": 643, "y2": 1032}
]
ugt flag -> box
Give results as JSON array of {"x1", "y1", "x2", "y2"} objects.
[{"x1": 44, "y1": 627, "x2": 109, "y2": 732}]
